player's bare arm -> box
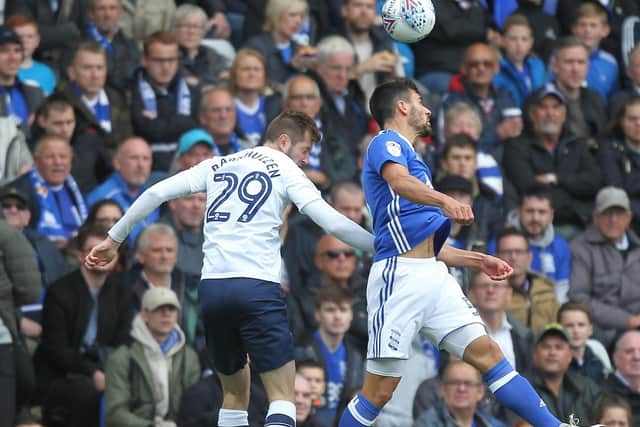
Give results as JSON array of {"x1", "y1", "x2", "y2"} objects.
[
  {"x1": 437, "y1": 244, "x2": 513, "y2": 280},
  {"x1": 381, "y1": 161, "x2": 474, "y2": 225}
]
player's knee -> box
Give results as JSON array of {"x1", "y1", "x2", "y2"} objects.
[{"x1": 463, "y1": 336, "x2": 505, "y2": 373}]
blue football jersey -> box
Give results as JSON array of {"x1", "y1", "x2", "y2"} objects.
[{"x1": 362, "y1": 130, "x2": 450, "y2": 261}]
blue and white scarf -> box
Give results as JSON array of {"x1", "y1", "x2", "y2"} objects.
[
  {"x1": 86, "y1": 22, "x2": 112, "y2": 54},
  {"x1": 71, "y1": 82, "x2": 111, "y2": 132},
  {"x1": 138, "y1": 74, "x2": 191, "y2": 117},
  {"x1": 29, "y1": 167, "x2": 87, "y2": 241}
]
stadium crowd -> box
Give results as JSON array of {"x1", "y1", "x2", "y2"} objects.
[{"x1": 1, "y1": 0, "x2": 640, "y2": 426}]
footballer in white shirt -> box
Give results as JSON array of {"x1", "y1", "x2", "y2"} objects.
[{"x1": 85, "y1": 112, "x2": 374, "y2": 427}]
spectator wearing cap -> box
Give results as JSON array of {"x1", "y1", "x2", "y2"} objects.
[
  {"x1": 526, "y1": 323, "x2": 602, "y2": 423},
  {"x1": 85, "y1": 137, "x2": 158, "y2": 247},
  {"x1": 0, "y1": 26, "x2": 45, "y2": 136},
  {"x1": 104, "y1": 286, "x2": 200, "y2": 427},
  {"x1": 35, "y1": 224, "x2": 133, "y2": 427},
  {"x1": 504, "y1": 83, "x2": 602, "y2": 239},
  {"x1": 569, "y1": 186, "x2": 640, "y2": 347},
  {"x1": 170, "y1": 128, "x2": 216, "y2": 174}
]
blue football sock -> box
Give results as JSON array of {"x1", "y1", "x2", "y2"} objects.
[
  {"x1": 338, "y1": 393, "x2": 380, "y2": 427},
  {"x1": 484, "y1": 359, "x2": 561, "y2": 427}
]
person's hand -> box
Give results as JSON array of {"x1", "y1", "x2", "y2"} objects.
[
  {"x1": 480, "y1": 255, "x2": 513, "y2": 280},
  {"x1": 627, "y1": 315, "x2": 640, "y2": 329},
  {"x1": 93, "y1": 370, "x2": 106, "y2": 392},
  {"x1": 535, "y1": 173, "x2": 558, "y2": 185},
  {"x1": 207, "y1": 12, "x2": 231, "y2": 39},
  {"x1": 142, "y1": 110, "x2": 157, "y2": 119},
  {"x1": 441, "y1": 196, "x2": 474, "y2": 225},
  {"x1": 354, "y1": 51, "x2": 397, "y2": 77},
  {"x1": 496, "y1": 117, "x2": 523, "y2": 140},
  {"x1": 20, "y1": 317, "x2": 42, "y2": 338},
  {"x1": 84, "y1": 237, "x2": 120, "y2": 271},
  {"x1": 291, "y1": 45, "x2": 318, "y2": 70}
]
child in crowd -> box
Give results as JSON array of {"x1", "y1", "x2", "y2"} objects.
[
  {"x1": 494, "y1": 14, "x2": 547, "y2": 108},
  {"x1": 557, "y1": 301, "x2": 612, "y2": 383},
  {"x1": 571, "y1": 2, "x2": 619, "y2": 101},
  {"x1": 5, "y1": 14, "x2": 56, "y2": 95}
]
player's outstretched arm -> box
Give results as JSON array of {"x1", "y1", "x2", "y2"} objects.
[
  {"x1": 84, "y1": 236, "x2": 120, "y2": 271},
  {"x1": 437, "y1": 244, "x2": 513, "y2": 280},
  {"x1": 381, "y1": 162, "x2": 474, "y2": 225},
  {"x1": 302, "y1": 199, "x2": 375, "y2": 253}
]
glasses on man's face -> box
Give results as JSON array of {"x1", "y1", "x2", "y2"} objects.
[
  {"x1": 466, "y1": 60, "x2": 495, "y2": 69},
  {"x1": 1, "y1": 201, "x2": 27, "y2": 211},
  {"x1": 148, "y1": 57, "x2": 179, "y2": 65},
  {"x1": 323, "y1": 249, "x2": 356, "y2": 259},
  {"x1": 443, "y1": 379, "x2": 483, "y2": 388}
]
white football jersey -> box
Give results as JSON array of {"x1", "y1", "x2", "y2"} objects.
[{"x1": 182, "y1": 146, "x2": 321, "y2": 283}]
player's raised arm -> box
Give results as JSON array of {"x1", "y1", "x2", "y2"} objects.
[
  {"x1": 85, "y1": 164, "x2": 207, "y2": 269},
  {"x1": 381, "y1": 162, "x2": 474, "y2": 225},
  {"x1": 301, "y1": 199, "x2": 375, "y2": 253}
]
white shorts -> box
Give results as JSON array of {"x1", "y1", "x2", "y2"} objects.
[{"x1": 367, "y1": 256, "x2": 484, "y2": 360}]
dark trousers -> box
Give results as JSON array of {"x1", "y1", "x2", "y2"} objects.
[
  {"x1": 0, "y1": 343, "x2": 16, "y2": 427},
  {"x1": 43, "y1": 375, "x2": 101, "y2": 427}
]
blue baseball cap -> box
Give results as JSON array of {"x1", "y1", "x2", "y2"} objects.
[{"x1": 178, "y1": 128, "x2": 215, "y2": 155}]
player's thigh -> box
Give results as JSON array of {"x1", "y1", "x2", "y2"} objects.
[
  {"x1": 419, "y1": 266, "x2": 486, "y2": 358},
  {"x1": 199, "y1": 279, "x2": 251, "y2": 376},
  {"x1": 236, "y1": 280, "x2": 294, "y2": 375},
  {"x1": 366, "y1": 257, "x2": 446, "y2": 361}
]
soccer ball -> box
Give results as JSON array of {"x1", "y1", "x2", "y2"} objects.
[{"x1": 381, "y1": 0, "x2": 436, "y2": 43}]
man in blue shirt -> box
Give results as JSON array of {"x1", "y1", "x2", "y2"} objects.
[
  {"x1": 338, "y1": 78, "x2": 596, "y2": 427},
  {"x1": 86, "y1": 137, "x2": 158, "y2": 246}
]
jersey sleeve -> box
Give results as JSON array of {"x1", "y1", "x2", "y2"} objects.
[
  {"x1": 366, "y1": 135, "x2": 408, "y2": 174},
  {"x1": 280, "y1": 156, "x2": 322, "y2": 210}
]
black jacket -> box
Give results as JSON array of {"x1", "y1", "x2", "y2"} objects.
[
  {"x1": 84, "y1": 29, "x2": 140, "y2": 93},
  {"x1": 129, "y1": 69, "x2": 201, "y2": 171},
  {"x1": 527, "y1": 369, "x2": 602, "y2": 423},
  {"x1": 503, "y1": 131, "x2": 602, "y2": 227},
  {"x1": 598, "y1": 137, "x2": 640, "y2": 235},
  {"x1": 603, "y1": 373, "x2": 640, "y2": 427},
  {"x1": 411, "y1": 0, "x2": 489, "y2": 76},
  {"x1": 35, "y1": 270, "x2": 133, "y2": 388},
  {"x1": 243, "y1": 32, "x2": 301, "y2": 85}
]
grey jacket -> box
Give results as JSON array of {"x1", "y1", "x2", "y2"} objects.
[
  {"x1": 0, "y1": 118, "x2": 32, "y2": 186},
  {"x1": 569, "y1": 225, "x2": 640, "y2": 346},
  {"x1": 0, "y1": 220, "x2": 41, "y2": 342}
]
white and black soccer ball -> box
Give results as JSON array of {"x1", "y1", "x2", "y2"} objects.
[{"x1": 381, "y1": 0, "x2": 436, "y2": 44}]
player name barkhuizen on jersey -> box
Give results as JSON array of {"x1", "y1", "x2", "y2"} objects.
[{"x1": 212, "y1": 150, "x2": 281, "y2": 178}]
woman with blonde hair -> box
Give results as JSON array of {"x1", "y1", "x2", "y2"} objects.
[
  {"x1": 244, "y1": 0, "x2": 317, "y2": 85},
  {"x1": 229, "y1": 48, "x2": 270, "y2": 148}
]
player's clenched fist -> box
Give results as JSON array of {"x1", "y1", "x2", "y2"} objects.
[{"x1": 441, "y1": 196, "x2": 474, "y2": 225}]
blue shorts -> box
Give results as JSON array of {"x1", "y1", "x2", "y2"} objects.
[{"x1": 198, "y1": 278, "x2": 294, "y2": 375}]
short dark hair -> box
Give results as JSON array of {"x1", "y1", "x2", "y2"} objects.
[
  {"x1": 315, "y1": 283, "x2": 353, "y2": 309},
  {"x1": 521, "y1": 185, "x2": 553, "y2": 206},
  {"x1": 552, "y1": 36, "x2": 587, "y2": 61},
  {"x1": 264, "y1": 111, "x2": 321, "y2": 145},
  {"x1": 76, "y1": 223, "x2": 109, "y2": 250},
  {"x1": 86, "y1": 199, "x2": 124, "y2": 225},
  {"x1": 557, "y1": 301, "x2": 592, "y2": 324},
  {"x1": 442, "y1": 133, "x2": 477, "y2": 159},
  {"x1": 36, "y1": 94, "x2": 73, "y2": 119},
  {"x1": 71, "y1": 40, "x2": 106, "y2": 64},
  {"x1": 496, "y1": 226, "x2": 529, "y2": 251},
  {"x1": 502, "y1": 14, "x2": 532, "y2": 35},
  {"x1": 296, "y1": 359, "x2": 325, "y2": 374},
  {"x1": 369, "y1": 78, "x2": 420, "y2": 128}
]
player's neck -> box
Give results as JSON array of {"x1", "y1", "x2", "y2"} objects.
[{"x1": 384, "y1": 120, "x2": 417, "y2": 145}]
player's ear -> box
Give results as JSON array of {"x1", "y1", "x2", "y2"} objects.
[
  {"x1": 277, "y1": 133, "x2": 291, "y2": 150},
  {"x1": 397, "y1": 98, "x2": 410, "y2": 116}
]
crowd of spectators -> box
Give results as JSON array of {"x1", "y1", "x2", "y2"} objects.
[{"x1": 1, "y1": 0, "x2": 640, "y2": 426}]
